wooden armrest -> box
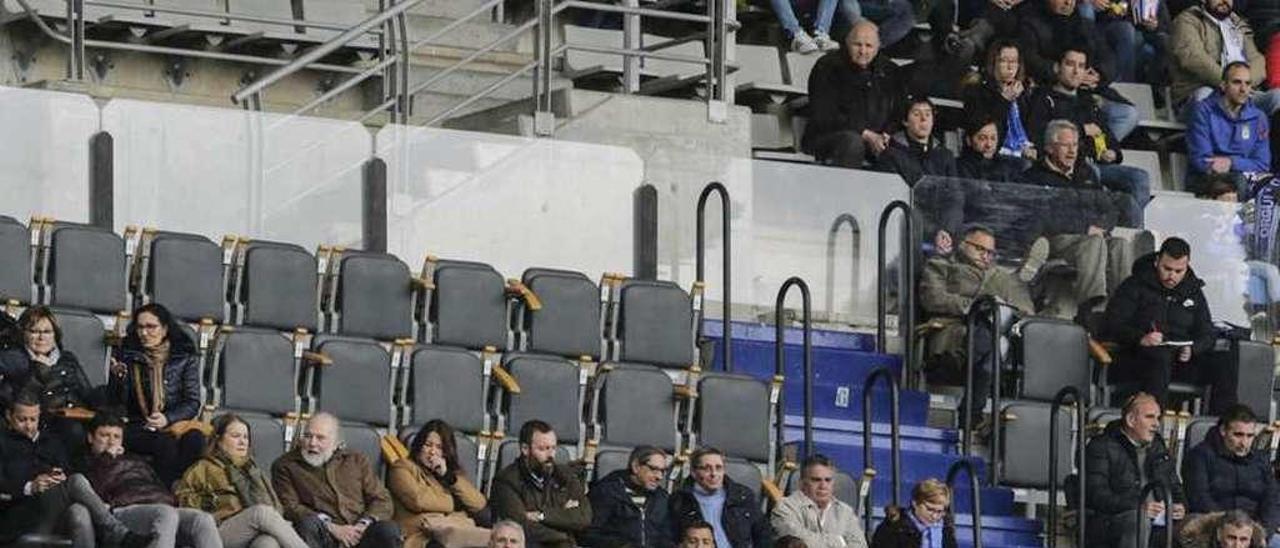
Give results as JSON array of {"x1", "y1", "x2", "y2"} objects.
[
  {"x1": 380, "y1": 434, "x2": 410, "y2": 464},
  {"x1": 410, "y1": 276, "x2": 435, "y2": 290},
  {"x1": 302, "y1": 351, "x2": 333, "y2": 366},
  {"x1": 673, "y1": 385, "x2": 697, "y2": 399},
  {"x1": 761, "y1": 478, "x2": 783, "y2": 503},
  {"x1": 51, "y1": 407, "x2": 96, "y2": 421},
  {"x1": 914, "y1": 319, "x2": 946, "y2": 335},
  {"x1": 491, "y1": 364, "x2": 522, "y2": 394},
  {"x1": 1088, "y1": 337, "x2": 1113, "y2": 366},
  {"x1": 506, "y1": 279, "x2": 543, "y2": 311}
]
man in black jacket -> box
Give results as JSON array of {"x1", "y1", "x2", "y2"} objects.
[
  {"x1": 956, "y1": 118, "x2": 1026, "y2": 182},
  {"x1": 1085, "y1": 392, "x2": 1186, "y2": 548},
  {"x1": 669, "y1": 448, "x2": 771, "y2": 548},
  {"x1": 801, "y1": 20, "x2": 906, "y2": 168},
  {"x1": 1102, "y1": 237, "x2": 1221, "y2": 407},
  {"x1": 1183, "y1": 405, "x2": 1280, "y2": 545},
  {"x1": 582, "y1": 446, "x2": 674, "y2": 548},
  {"x1": 0, "y1": 395, "x2": 150, "y2": 547},
  {"x1": 874, "y1": 97, "x2": 959, "y2": 185}
]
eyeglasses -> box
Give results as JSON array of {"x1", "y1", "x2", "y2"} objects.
[
  {"x1": 641, "y1": 461, "x2": 670, "y2": 474},
  {"x1": 962, "y1": 240, "x2": 996, "y2": 259}
]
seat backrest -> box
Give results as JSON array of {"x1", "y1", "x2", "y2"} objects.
[
  {"x1": 735, "y1": 44, "x2": 786, "y2": 88},
  {"x1": 336, "y1": 252, "x2": 413, "y2": 340},
  {"x1": 431, "y1": 260, "x2": 507, "y2": 350},
  {"x1": 148, "y1": 232, "x2": 223, "y2": 323},
  {"x1": 407, "y1": 346, "x2": 489, "y2": 434},
  {"x1": 724, "y1": 457, "x2": 763, "y2": 497},
  {"x1": 999, "y1": 401, "x2": 1073, "y2": 489},
  {"x1": 1185, "y1": 416, "x2": 1218, "y2": 452},
  {"x1": 218, "y1": 327, "x2": 300, "y2": 416},
  {"x1": 241, "y1": 412, "x2": 287, "y2": 470},
  {"x1": 0, "y1": 216, "x2": 31, "y2": 304},
  {"x1": 1111, "y1": 82, "x2": 1158, "y2": 121},
  {"x1": 521, "y1": 268, "x2": 601, "y2": 359},
  {"x1": 835, "y1": 471, "x2": 858, "y2": 508},
  {"x1": 597, "y1": 364, "x2": 679, "y2": 450},
  {"x1": 240, "y1": 241, "x2": 317, "y2": 331},
  {"x1": 616, "y1": 280, "x2": 694, "y2": 368},
  {"x1": 53, "y1": 307, "x2": 108, "y2": 387},
  {"x1": 312, "y1": 336, "x2": 396, "y2": 426},
  {"x1": 784, "y1": 51, "x2": 820, "y2": 87},
  {"x1": 1018, "y1": 318, "x2": 1090, "y2": 402},
  {"x1": 339, "y1": 422, "x2": 385, "y2": 476},
  {"x1": 592, "y1": 447, "x2": 631, "y2": 482},
  {"x1": 1234, "y1": 341, "x2": 1276, "y2": 422},
  {"x1": 48, "y1": 224, "x2": 126, "y2": 314},
  {"x1": 697, "y1": 373, "x2": 770, "y2": 463},
  {"x1": 504, "y1": 354, "x2": 582, "y2": 444}
]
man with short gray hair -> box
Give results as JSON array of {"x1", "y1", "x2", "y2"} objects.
[
  {"x1": 490, "y1": 520, "x2": 525, "y2": 548},
  {"x1": 272, "y1": 412, "x2": 402, "y2": 548}
]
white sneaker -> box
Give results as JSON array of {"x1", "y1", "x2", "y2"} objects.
[
  {"x1": 791, "y1": 31, "x2": 819, "y2": 53},
  {"x1": 814, "y1": 32, "x2": 839, "y2": 51}
]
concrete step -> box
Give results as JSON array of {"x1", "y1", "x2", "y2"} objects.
[{"x1": 403, "y1": 13, "x2": 532, "y2": 54}]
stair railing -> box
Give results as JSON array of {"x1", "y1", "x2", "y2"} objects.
[
  {"x1": 945, "y1": 459, "x2": 983, "y2": 548},
  {"x1": 775, "y1": 277, "x2": 812, "y2": 464},
  {"x1": 1047, "y1": 386, "x2": 1086, "y2": 548},
  {"x1": 876, "y1": 200, "x2": 915, "y2": 388},
  {"x1": 825, "y1": 213, "x2": 859, "y2": 323},
  {"x1": 696, "y1": 182, "x2": 732, "y2": 371},
  {"x1": 861, "y1": 366, "x2": 902, "y2": 533}
]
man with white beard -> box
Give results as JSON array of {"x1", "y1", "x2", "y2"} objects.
[{"x1": 271, "y1": 413, "x2": 401, "y2": 548}]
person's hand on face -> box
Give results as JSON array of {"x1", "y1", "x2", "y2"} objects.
[{"x1": 934, "y1": 230, "x2": 953, "y2": 255}]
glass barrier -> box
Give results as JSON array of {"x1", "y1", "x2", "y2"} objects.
[
  {"x1": 0, "y1": 86, "x2": 99, "y2": 223},
  {"x1": 376, "y1": 124, "x2": 644, "y2": 278},
  {"x1": 105, "y1": 100, "x2": 368, "y2": 250},
  {"x1": 1146, "y1": 194, "x2": 1251, "y2": 326}
]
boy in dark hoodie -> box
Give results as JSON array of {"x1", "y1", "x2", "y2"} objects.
[{"x1": 874, "y1": 97, "x2": 958, "y2": 186}]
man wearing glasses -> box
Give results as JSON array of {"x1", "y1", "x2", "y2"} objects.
[
  {"x1": 670, "y1": 447, "x2": 771, "y2": 548},
  {"x1": 582, "y1": 446, "x2": 673, "y2": 547},
  {"x1": 920, "y1": 224, "x2": 1034, "y2": 430}
]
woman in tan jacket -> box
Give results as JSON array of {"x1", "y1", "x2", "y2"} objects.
[
  {"x1": 389, "y1": 420, "x2": 489, "y2": 548},
  {"x1": 175, "y1": 413, "x2": 308, "y2": 548}
]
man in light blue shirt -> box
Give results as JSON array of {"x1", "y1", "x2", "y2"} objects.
[{"x1": 669, "y1": 448, "x2": 772, "y2": 548}]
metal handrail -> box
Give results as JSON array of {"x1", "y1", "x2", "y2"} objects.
[
  {"x1": 876, "y1": 200, "x2": 915, "y2": 387},
  {"x1": 862, "y1": 366, "x2": 901, "y2": 533},
  {"x1": 696, "y1": 182, "x2": 732, "y2": 372},
  {"x1": 945, "y1": 459, "x2": 983, "y2": 548},
  {"x1": 825, "y1": 213, "x2": 859, "y2": 322},
  {"x1": 1048, "y1": 386, "x2": 1087, "y2": 548},
  {"x1": 405, "y1": 17, "x2": 540, "y2": 100},
  {"x1": 84, "y1": 0, "x2": 375, "y2": 33},
  {"x1": 406, "y1": 0, "x2": 504, "y2": 52},
  {"x1": 775, "y1": 277, "x2": 812, "y2": 461},
  {"x1": 561, "y1": 0, "x2": 714, "y2": 23},
  {"x1": 1136, "y1": 482, "x2": 1175, "y2": 548},
  {"x1": 961, "y1": 295, "x2": 999, "y2": 457}
]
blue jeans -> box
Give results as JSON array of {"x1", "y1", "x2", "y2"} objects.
[
  {"x1": 1269, "y1": 532, "x2": 1280, "y2": 548},
  {"x1": 843, "y1": 0, "x2": 915, "y2": 47},
  {"x1": 772, "y1": 0, "x2": 839, "y2": 36},
  {"x1": 1100, "y1": 97, "x2": 1139, "y2": 142},
  {"x1": 1099, "y1": 19, "x2": 1138, "y2": 81},
  {"x1": 1096, "y1": 162, "x2": 1150, "y2": 227}
]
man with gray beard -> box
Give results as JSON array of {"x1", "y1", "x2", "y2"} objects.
[{"x1": 271, "y1": 413, "x2": 401, "y2": 548}]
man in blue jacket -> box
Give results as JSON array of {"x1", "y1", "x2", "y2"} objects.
[
  {"x1": 1183, "y1": 404, "x2": 1280, "y2": 548},
  {"x1": 1186, "y1": 61, "x2": 1272, "y2": 196}
]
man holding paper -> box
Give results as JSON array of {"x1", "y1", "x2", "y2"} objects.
[{"x1": 1103, "y1": 237, "x2": 1222, "y2": 408}]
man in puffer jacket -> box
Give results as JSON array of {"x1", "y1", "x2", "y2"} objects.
[
  {"x1": 581, "y1": 446, "x2": 674, "y2": 548},
  {"x1": 1183, "y1": 405, "x2": 1280, "y2": 546}
]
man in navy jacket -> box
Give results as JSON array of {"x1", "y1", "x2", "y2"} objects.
[{"x1": 1183, "y1": 405, "x2": 1280, "y2": 546}]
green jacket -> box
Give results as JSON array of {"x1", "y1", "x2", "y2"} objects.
[
  {"x1": 919, "y1": 254, "x2": 1033, "y2": 358},
  {"x1": 1170, "y1": 6, "x2": 1266, "y2": 105},
  {"x1": 490, "y1": 457, "x2": 591, "y2": 548}
]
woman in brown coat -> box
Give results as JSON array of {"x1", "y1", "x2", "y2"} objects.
[{"x1": 389, "y1": 420, "x2": 489, "y2": 548}]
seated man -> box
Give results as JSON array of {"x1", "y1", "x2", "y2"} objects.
[
  {"x1": 0, "y1": 395, "x2": 150, "y2": 547},
  {"x1": 272, "y1": 412, "x2": 401, "y2": 548},
  {"x1": 1186, "y1": 61, "x2": 1272, "y2": 196},
  {"x1": 582, "y1": 445, "x2": 673, "y2": 547},
  {"x1": 1183, "y1": 405, "x2": 1280, "y2": 547},
  {"x1": 770, "y1": 454, "x2": 867, "y2": 548},
  {"x1": 873, "y1": 97, "x2": 958, "y2": 185},
  {"x1": 1025, "y1": 47, "x2": 1149, "y2": 226},
  {"x1": 84, "y1": 412, "x2": 219, "y2": 548},
  {"x1": 669, "y1": 447, "x2": 771, "y2": 548},
  {"x1": 956, "y1": 117, "x2": 1026, "y2": 183},
  {"x1": 919, "y1": 224, "x2": 1034, "y2": 427},
  {"x1": 1085, "y1": 392, "x2": 1186, "y2": 548},
  {"x1": 1171, "y1": 0, "x2": 1280, "y2": 116},
  {"x1": 1103, "y1": 237, "x2": 1221, "y2": 408},
  {"x1": 490, "y1": 520, "x2": 525, "y2": 548},
  {"x1": 1180, "y1": 510, "x2": 1267, "y2": 548},
  {"x1": 490, "y1": 420, "x2": 591, "y2": 548},
  {"x1": 801, "y1": 21, "x2": 906, "y2": 168}
]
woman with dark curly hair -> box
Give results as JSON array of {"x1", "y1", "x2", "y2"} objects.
[{"x1": 389, "y1": 419, "x2": 489, "y2": 548}]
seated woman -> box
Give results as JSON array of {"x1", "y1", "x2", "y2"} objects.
[
  {"x1": 870, "y1": 478, "x2": 957, "y2": 548},
  {"x1": 175, "y1": 413, "x2": 307, "y2": 548},
  {"x1": 0, "y1": 306, "x2": 99, "y2": 452},
  {"x1": 389, "y1": 419, "x2": 489, "y2": 548},
  {"x1": 105, "y1": 303, "x2": 205, "y2": 485}
]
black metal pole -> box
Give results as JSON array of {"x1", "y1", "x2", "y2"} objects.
[
  {"x1": 1136, "y1": 482, "x2": 1175, "y2": 548},
  {"x1": 876, "y1": 200, "x2": 915, "y2": 386},
  {"x1": 697, "y1": 182, "x2": 732, "y2": 371},
  {"x1": 633, "y1": 184, "x2": 658, "y2": 280},
  {"x1": 988, "y1": 297, "x2": 1003, "y2": 485},
  {"x1": 775, "y1": 278, "x2": 812, "y2": 460},
  {"x1": 862, "y1": 366, "x2": 902, "y2": 533},
  {"x1": 961, "y1": 295, "x2": 995, "y2": 457},
  {"x1": 945, "y1": 459, "x2": 983, "y2": 548},
  {"x1": 1048, "y1": 386, "x2": 1086, "y2": 548}
]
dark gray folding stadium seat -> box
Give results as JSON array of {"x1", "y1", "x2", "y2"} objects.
[
  {"x1": 242, "y1": 413, "x2": 287, "y2": 469},
  {"x1": 591, "y1": 363, "x2": 681, "y2": 451},
  {"x1": 1016, "y1": 318, "x2": 1090, "y2": 401},
  {"x1": 235, "y1": 241, "x2": 318, "y2": 331},
  {"x1": 0, "y1": 216, "x2": 32, "y2": 305},
  {"x1": 310, "y1": 336, "x2": 398, "y2": 427},
  {"x1": 139, "y1": 231, "x2": 224, "y2": 323},
  {"x1": 591, "y1": 447, "x2": 631, "y2": 481},
  {"x1": 403, "y1": 346, "x2": 491, "y2": 435},
  {"x1": 696, "y1": 373, "x2": 773, "y2": 466},
  {"x1": 328, "y1": 251, "x2": 414, "y2": 340},
  {"x1": 520, "y1": 268, "x2": 603, "y2": 359},
  {"x1": 1233, "y1": 341, "x2": 1275, "y2": 421},
  {"x1": 53, "y1": 307, "x2": 109, "y2": 387},
  {"x1": 45, "y1": 223, "x2": 127, "y2": 314},
  {"x1": 724, "y1": 457, "x2": 764, "y2": 496},
  {"x1": 998, "y1": 401, "x2": 1073, "y2": 488},
  {"x1": 502, "y1": 353, "x2": 584, "y2": 448},
  {"x1": 613, "y1": 280, "x2": 696, "y2": 369},
  {"x1": 421, "y1": 259, "x2": 509, "y2": 350},
  {"x1": 212, "y1": 326, "x2": 304, "y2": 416},
  {"x1": 340, "y1": 422, "x2": 386, "y2": 476},
  {"x1": 1088, "y1": 407, "x2": 1121, "y2": 436},
  {"x1": 1184, "y1": 416, "x2": 1217, "y2": 454}
]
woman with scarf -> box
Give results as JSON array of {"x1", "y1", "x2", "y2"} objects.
[
  {"x1": 176, "y1": 413, "x2": 308, "y2": 548},
  {"x1": 960, "y1": 40, "x2": 1036, "y2": 165},
  {"x1": 389, "y1": 419, "x2": 489, "y2": 548},
  {"x1": 106, "y1": 302, "x2": 205, "y2": 485},
  {"x1": 0, "y1": 306, "x2": 99, "y2": 452},
  {"x1": 870, "y1": 479, "x2": 958, "y2": 548}
]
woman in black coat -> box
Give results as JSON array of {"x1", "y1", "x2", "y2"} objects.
[
  {"x1": 106, "y1": 302, "x2": 205, "y2": 485},
  {"x1": 960, "y1": 40, "x2": 1037, "y2": 163},
  {"x1": 871, "y1": 479, "x2": 958, "y2": 548},
  {"x1": 0, "y1": 306, "x2": 98, "y2": 453}
]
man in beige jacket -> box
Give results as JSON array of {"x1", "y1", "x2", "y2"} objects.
[
  {"x1": 770, "y1": 455, "x2": 867, "y2": 548},
  {"x1": 1170, "y1": 0, "x2": 1280, "y2": 116}
]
